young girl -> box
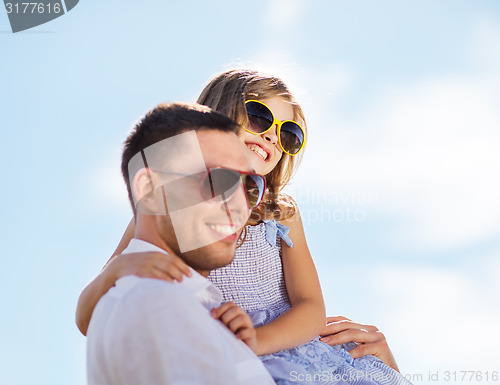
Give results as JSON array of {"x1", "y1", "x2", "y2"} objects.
[{"x1": 76, "y1": 69, "x2": 411, "y2": 385}]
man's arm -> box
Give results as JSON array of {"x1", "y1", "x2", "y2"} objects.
[
  {"x1": 76, "y1": 218, "x2": 135, "y2": 335},
  {"x1": 76, "y1": 218, "x2": 190, "y2": 336}
]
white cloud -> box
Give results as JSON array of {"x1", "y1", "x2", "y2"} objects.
[
  {"x1": 87, "y1": 146, "x2": 130, "y2": 213},
  {"x1": 263, "y1": 0, "x2": 305, "y2": 30},
  {"x1": 469, "y1": 17, "x2": 500, "y2": 75},
  {"x1": 319, "y1": 254, "x2": 500, "y2": 372},
  {"x1": 293, "y1": 22, "x2": 500, "y2": 251},
  {"x1": 369, "y1": 257, "x2": 500, "y2": 370}
]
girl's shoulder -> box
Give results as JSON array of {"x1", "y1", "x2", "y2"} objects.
[{"x1": 241, "y1": 220, "x2": 294, "y2": 249}]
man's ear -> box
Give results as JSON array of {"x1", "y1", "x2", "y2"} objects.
[{"x1": 132, "y1": 168, "x2": 167, "y2": 215}]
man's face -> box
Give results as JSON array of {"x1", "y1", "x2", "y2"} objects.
[{"x1": 145, "y1": 130, "x2": 254, "y2": 273}]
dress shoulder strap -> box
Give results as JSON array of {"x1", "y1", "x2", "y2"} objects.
[{"x1": 262, "y1": 220, "x2": 294, "y2": 248}]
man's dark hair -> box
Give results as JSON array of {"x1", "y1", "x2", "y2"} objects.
[{"x1": 121, "y1": 102, "x2": 240, "y2": 212}]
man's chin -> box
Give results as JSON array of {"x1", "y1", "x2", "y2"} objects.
[
  {"x1": 183, "y1": 241, "x2": 237, "y2": 272},
  {"x1": 203, "y1": 241, "x2": 237, "y2": 269}
]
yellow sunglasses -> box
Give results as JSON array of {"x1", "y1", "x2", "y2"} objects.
[{"x1": 245, "y1": 100, "x2": 306, "y2": 156}]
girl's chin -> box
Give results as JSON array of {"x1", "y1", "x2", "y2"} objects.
[
  {"x1": 249, "y1": 153, "x2": 281, "y2": 175},
  {"x1": 255, "y1": 164, "x2": 273, "y2": 176},
  {"x1": 249, "y1": 159, "x2": 270, "y2": 175}
]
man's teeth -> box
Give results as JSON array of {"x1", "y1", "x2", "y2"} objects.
[
  {"x1": 209, "y1": 224, "x2": 238, "y2": 236},
  {"x1": 248, "y1": 144, "x2": 268, "y2": 160}
]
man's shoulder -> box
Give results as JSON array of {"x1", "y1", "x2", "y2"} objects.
[
  {"x1": 94, "y1": 276, "x2": 207, "y2": 333},
  {"x1": 98, "y1": 276, "x2": 200, "y2": 317},
  {"x1": 120, "y1": 276, "x2": 198, "y2": 307}
]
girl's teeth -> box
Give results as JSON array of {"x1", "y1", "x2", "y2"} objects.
[{"x1": 248, "y1": 144, "x2": 267, "y2": 160}]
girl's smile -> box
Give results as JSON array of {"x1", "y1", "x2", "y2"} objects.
[{"x1": 246, "y1": 142, "x2": 270, "y2": 161}]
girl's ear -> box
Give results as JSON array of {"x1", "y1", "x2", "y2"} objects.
[{"x1": 132, "y1": 168, "x2": 166, "y2": 215}]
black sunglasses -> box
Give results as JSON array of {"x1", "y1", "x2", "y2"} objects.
[{"x1": 151, "y1": 167, "x2": 266, "y2": 210}]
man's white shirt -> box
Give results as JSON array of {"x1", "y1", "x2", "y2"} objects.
[{"x1": 87, "y1": 238, "x2": 275, "y2": 385}]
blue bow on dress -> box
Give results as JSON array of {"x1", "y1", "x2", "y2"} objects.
[{"x1": 262, "y1": 220, "x2": 294, "y2": 248}]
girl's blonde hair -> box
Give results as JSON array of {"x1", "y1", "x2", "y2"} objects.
[{"x1": 197, "y1": 69, "x2": 306, "y2": 221}]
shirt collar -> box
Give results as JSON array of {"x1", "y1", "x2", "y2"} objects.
[{"x1": 121, "y1": 238, "x2": 223, "y2": 310}]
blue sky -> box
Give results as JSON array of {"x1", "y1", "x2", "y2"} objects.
[{"x1": 1, "y1": 1, "x2": 500, "y2": 384}]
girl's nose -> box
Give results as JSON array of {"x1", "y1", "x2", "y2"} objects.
[{"x1": 262, "y1": 125, "x2": 279, "y2": 145}]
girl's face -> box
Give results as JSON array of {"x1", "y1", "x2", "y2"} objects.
[{"x1": 238, "y1": 96, "x2": 294, "y2": 176}]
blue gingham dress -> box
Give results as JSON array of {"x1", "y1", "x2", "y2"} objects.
[{"x1": 207, "y1": 221, "x2": 412, "y2": 385}]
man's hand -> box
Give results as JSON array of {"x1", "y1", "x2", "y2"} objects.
[
  {"x1": 211, "y1": 302, "x2": 258, "y2": 354},
  {"x1": 104, "y1": 251, "x2": 192, "y2": 283},
  {"x1": 319, "y1": 316, "x2": 399, "y2": 372}
]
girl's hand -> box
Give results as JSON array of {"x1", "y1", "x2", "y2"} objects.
[
  {"x1": 319, "y1": 316, "x2": 399, "y2": 372},
  {"x1": 104, "y1": 251, "x2": 192, "y2": 283},
  {"x1": 210, "y1": 302, "x2": 258, "y2": 354}
]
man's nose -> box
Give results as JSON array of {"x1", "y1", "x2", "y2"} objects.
[{"x1": 222, "y1": 182, "x2": 250, "y2": 223}]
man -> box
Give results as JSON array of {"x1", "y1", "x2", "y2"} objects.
[{"x1": 86, "y1": 102, "x2": 274, "y2": 384}]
